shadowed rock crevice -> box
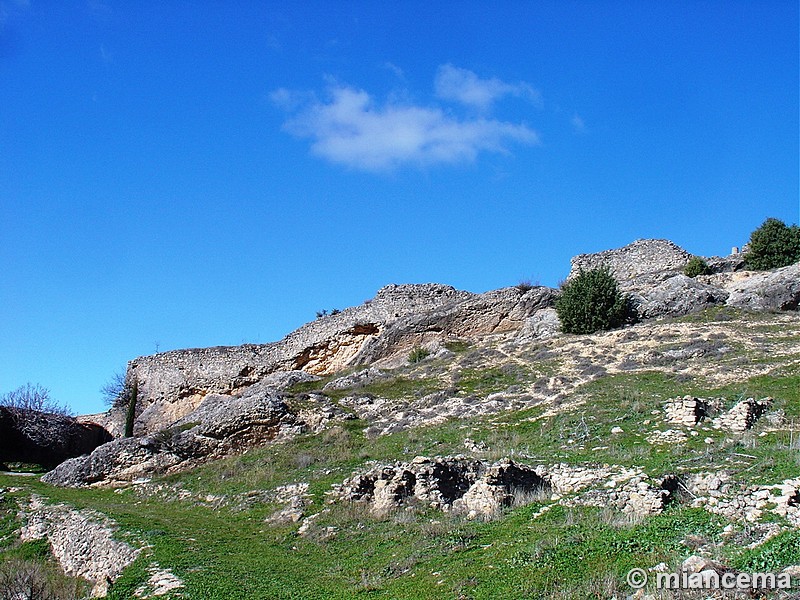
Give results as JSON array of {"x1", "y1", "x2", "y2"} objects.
[{"x1": 0, "y1": 407, "x2": 112, "y2": 469}]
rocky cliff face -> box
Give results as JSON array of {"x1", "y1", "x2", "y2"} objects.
[
  {"x1": 123, "y1": 283, "x2": 555, "y2": 436},
  {"x1": 47, "y1": 239, "x2": 800, "y2": 487}
]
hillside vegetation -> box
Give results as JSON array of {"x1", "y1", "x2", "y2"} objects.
[{"x1": 2, "y1": 230, "x2": 800, "y2": 599}]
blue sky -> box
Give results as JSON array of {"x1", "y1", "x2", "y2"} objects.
[{"x1": 1, "y1": 1, "x2": 797, "y2": 416}]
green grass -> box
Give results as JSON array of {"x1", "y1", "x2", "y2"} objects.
[
  {"x1": 3, "y1": 309, "x2": 800, "y2": 598},
  {"x1": 3, "y1": 475, "x2": 748, "y2": 600}
]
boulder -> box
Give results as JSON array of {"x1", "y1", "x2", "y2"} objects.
[
  {"x1": 515, "y1": 308, "x2": 560, "y2": 341},
  {"x1": 725, "y1": 262, "x2": 800, "y2": 311},
  {"x1": 635, "y1": 275, "x2": 729, "y2": 319},
  {"x1": 43, "y1": 389, "x2": 297, "y2": 487}
]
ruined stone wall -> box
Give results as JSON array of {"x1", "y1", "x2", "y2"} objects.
[{"x1": 569, "y1": 239, "x2": 692, "y2": 291}]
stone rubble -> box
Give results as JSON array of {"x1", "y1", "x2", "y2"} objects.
[
  {"x1": 335, "y1": 458, "x2": 672, "y2": 520},
  {"x1": 133, "y1": 564, "x2": 185, "y2": 598},
  {"x1": 663, "y1": 395, "x2": 773, "y2": 433},
  {"x1": 265, "y1": 482, "x2": 311, "y2": 524},
  {"x1": 689, "y1": 475, "x2": 800, "y2": 526},
  {"x1": 711, "y1": 397, "x2": 773, "y2": 432},
  {"x1": 18, "y1": 495, "x2": 140, "y2": 597}
]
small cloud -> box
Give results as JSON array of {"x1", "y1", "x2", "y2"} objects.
[
  {"x1": 274, "y1": 84, "x2": 538, "y2": 171},
  {"x1": 434, "y1": 64, "x2": 541, "y2": 112},
  {"x1": 383, "y1": 62, "x2": 405, "y2": 80},
  {"x1": 99, "y1": 43, "x2": 113, "y2": 64},
  {"x1": 571, "y1": 114, "x2": 586, "y2": 133}
]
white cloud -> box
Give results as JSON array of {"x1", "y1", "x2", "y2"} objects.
[
  {"x1": 273, "y1": 69, "x2": 540, "y2": 171},
  {"x1": 571, "y1": 114, "x2": 586, "y2": 133},
  {"x1": 434, "y1": 64, "x2": 541, "y2": 112}
]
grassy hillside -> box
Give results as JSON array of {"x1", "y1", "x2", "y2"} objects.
[{"x1": 2, "y1": 307, "x2": 799, "y2": 599}]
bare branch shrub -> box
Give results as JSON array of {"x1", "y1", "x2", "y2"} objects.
[{"x1": 0, "y1": 384, "x2": 69, "y2": 417}]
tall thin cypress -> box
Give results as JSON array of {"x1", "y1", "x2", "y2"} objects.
[{"x1": 124, "y1": 380, "x2": 138, "y2": 438}]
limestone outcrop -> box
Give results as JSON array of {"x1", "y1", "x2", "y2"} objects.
[
  {"x1": 122, "y1": 284, "x2": 556, "y2": 436},
  {"x1": 725, "y1": 261, "x2": 800, "y2": 311},
  {"x1": 634, "y1": 274, "x2": 729, "y2": 319},
  {"x1": 42, "y1": 387, "x2": 299, "y2": 487},
  {"x1": 48, "y1": 239, "x2": 800, "y2": 488}
]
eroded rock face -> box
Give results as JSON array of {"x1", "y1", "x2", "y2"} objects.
[
  {"x1": 0, "y1": 408, "x2": 111, "y2": 468},
  {"x1": 568, "y1": 239, "x2": 692, "y2": 292},
  {"x1": 121, "y1": 284, "x2": 556, "y2": 436},
  {"x1": 725, "y1": 262, "x2": 800, "y2": 311},
  {"x1": 338, "y1": 457, "x2": 549, "y2": 518},
  {"x1": 43, "y1": 389, "x2": 298, "y2": 487},
  {"x1": 635, "y1": 275, "x2": 729, "y2": 319}
]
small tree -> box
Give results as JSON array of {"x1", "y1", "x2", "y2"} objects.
[
  {"x1": 100, "y1": 370, "x2": 138, "y2": 437},
  {"x1": 745, "y1": 218, "x2": 800, "y2": 270},
  {"x1": 684, "y1": 256, "x2": 711, "y2": 278},
  {"x1": 556, "y1": 266, "x2": 629, "y2": 335}
]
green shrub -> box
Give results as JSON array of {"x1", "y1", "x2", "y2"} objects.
[
  {"x1": 683, "y1": 256, "x2": 710, "y2": 278},
  {"x1": 745, "y1": 218, "x2": 800, "y2": 270},
  {"x1": 556, "y1": 266, "x2": 629, "y2": 334},
  {"x1": 408, "y1": 346, "x2": 431, "y2": 364}
]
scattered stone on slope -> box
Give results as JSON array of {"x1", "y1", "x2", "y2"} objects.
[
  {"x1": 568, "y1": 239, "x2": 692, "y2": 292},
  {"x1": 725, "y1": 261, "x2": 800, "y2": 311},
  {"x1": 18, "y1": 495, "x2": 140, "y2": 597},
  {"x1": 322, "y1": 367, "x2": 386, "y2": 391},
  {"x1": 265, "y1": 483, "x2": 311, "y2": 524},
  {"x1": 634, "y1": 274, "x2": 729, "y2": 319},
  {"x1": 646, "y1": 429, "x2": 688, "y2": 445},
  {"x1": 133, "y1": 565, "x2": 185, "y2": 598}
]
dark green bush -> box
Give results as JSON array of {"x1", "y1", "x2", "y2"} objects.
[
  {"x1": 408, "y1": 346, "x2": 431, "y2": 364},
  {"x1": 683, "y1": 256, "x2": 710, "y2": 278},
  {"x1": 745, "y1": 218, "x2": 800, "y2": 270},
  {"x1": 556, "y1": 266, "x2": 629, "y2": 334}
]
